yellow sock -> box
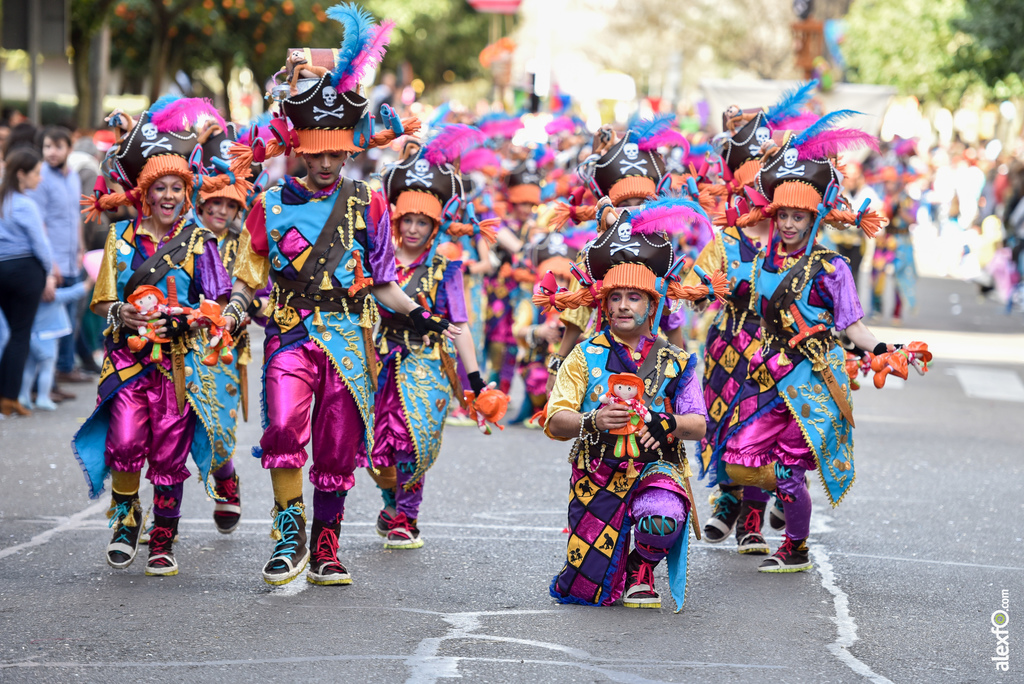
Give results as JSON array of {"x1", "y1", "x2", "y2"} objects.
[
  {"x1": 270, "y1": 468, "x2": 303, "y2": 508},
  {"x1": 111, "y1": 470, "x2": 141, "y2": 496}
]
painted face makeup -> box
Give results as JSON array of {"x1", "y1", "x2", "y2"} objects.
[{"x1": 776, "y1": 207, "x2": 813, "y2": 249}]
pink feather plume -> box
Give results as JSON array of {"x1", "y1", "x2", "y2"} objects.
[
  {"x1": 423, "y1": 124, "x2": 484, "y2": 165},
  {"x1": 338, "y1": 20, "x2": 394, "y2": 93},
  {"x1": 545, "y1": 116, "x2": 575, "y2": 136},
  {"x1": 639, "y1": 129, "x2": 688, "y2": 152},
  {"x1": 460, "y1": 147, "x2": 502, "y2": 174},
  {"x1": 797, "y1": 128, "x2": 879, "y2": 160},
  {"x1": 151, "y1": 97, "x2": 226, "y2": 134},
  {"x1": 478, "y1": 118, "x2": 524, "y2": 139},
  {"x1": 629, "y1": 198, "x2": 712, "y2": 236},
  {"x1": 771, "y1": 112, "x2": 818, "y2": 132}
]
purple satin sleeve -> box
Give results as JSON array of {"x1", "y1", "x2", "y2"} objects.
[
  {"x1": 821, "y1": 257, "x2": 863, "y2": 330},
  {"x1": 196, "y1": 246, "x2": 232, "y2": 300},
  {"x1": 663, "y1": 306, "x2": 687, "y2": 331},
  {"x1": 367, "y1": 209, "x2": 397, "y2": 283},
  {"x1": 442, "y1": 267, "x2": 468, "y2": 323},
  {"x1": 673, "y1": 366, "x2": 708, "y2": 418}
]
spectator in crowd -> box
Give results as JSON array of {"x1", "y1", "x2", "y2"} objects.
[
  {"x1": 29, "y1": 126, "x2": 94, "y2": 383},
  {"x1": 0, "y1": 147, "x2": 52, "y2": 417}
]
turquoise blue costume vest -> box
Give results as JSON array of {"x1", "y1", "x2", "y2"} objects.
[
  {"x1": 562, "y1": 333, "x2": 695, "y2": 610},
  {"x1": 376, "y1": 253, "x2": 462, "y2": 487},
  {"x1": 72, "y1": 218, "x2": 225, "y2": 499},
  {"x1": 259, "y1": 180, "x2": 379, "y2": 454},
  {"x1": 748, "y1": 245, "x2": 855, "y2": 506}
]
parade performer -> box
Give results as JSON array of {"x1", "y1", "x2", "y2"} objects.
[
  {"x1": 224, "y1": 4, "x2": 457, "y2": 587},
  {"x1": 74, "y1": 96, "x2": 238, "y2": 576},
  {"x1": 192, "y1": 120, "x2": 258, "y2": 534},
  {"x1": 715, "y1": 117, "x2": 903, "y2": 573},
  {"x1": 484, "y1": 152, "x2": 542, "y2": 393},
  {"x1": 368, "y1": 127, "x2": 504, "y2": 548},
  {"x1": 541, "y1": 199, "x2": 727, "y2": 610},
  {"x1": 511, "y1": 231, "x2": 574, "y2": 424},
  {"x1": 873, "y1": 167, "x2": 917, "y2": 321},
  {"x1": 544, "y1": 119, "x2": 680, "y2": 393}
]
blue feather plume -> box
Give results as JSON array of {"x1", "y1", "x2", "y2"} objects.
[
  {"x1": 327, "y1": 3, "x2": 376, "y2": 89},
  {"x1": 149, "y1": 94, "x2": 181, "y2": 115},
  {"x1": 791, "y1": 109, "x2": 862, "y2": 148},
  {"x1": 632, "y1": 113, "x2": 677, "y2": 144},
  {"x1": 765, "y1": 80, "x2": 818, "y2": 126}
]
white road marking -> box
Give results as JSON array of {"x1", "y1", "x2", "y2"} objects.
[
  {"x1": 811, "y1": 545, "x2": 895, "y2": 684},
  {"x1": 951, "y1": 365, "x2": 1024, "y2": 402},
  {"x1": 0, "y1": 500, "x2": 107, "y2": 561}
]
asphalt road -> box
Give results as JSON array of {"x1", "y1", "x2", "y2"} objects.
[{"x1": 0, "y1": 276, "x2": 1021, "y2": 683}]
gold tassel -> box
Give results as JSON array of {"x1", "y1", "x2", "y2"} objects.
[
  {"x1": 626, "y1": 458, "x2": 639, "y2": 479},
  {"x1": 312, "y1": 306, "x2": 325, "y2": 332},
  {"x1": 320, "y1": 271, "x2": 334, "y2": 291},
  {"x1": 821, "y1": 259, "x2": 836, "y2": 274},
  {"x1": 123, "y1": 506, "x2": 137, "y2": 528},
  {"x1": 777, "y1": 349, "x2": 791, "y2": 366}
]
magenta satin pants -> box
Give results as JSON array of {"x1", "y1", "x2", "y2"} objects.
[
  {"x1": 105, "y1": 367, "x2": 195, "y2": 486},
  {"x1": 260, "y1": 340, "x2": 366, "y2": 492}
]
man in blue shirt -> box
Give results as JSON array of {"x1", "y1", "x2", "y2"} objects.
[{"x1": 29, "y1": 127, "x2": 91, "y2": 384}]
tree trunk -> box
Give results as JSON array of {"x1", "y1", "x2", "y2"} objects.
[
  {"x1": 219, "y1": 54, "x2": 234, "y2": 118},
  {"x1": 70, "y1": 30, "x2": 93, "y2": 129}
]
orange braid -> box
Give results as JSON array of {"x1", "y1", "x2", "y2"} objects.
[
  {"x1": 80, "y1": 191, "x2": 138, "y2": 224},
  {"x1": 824, "y1": 208, "x2": 886, "y2": 239},
  {"x1": 545, "y1": 286, "x2": 596, "y2": 312},
  {"x1": 447, "y1": 217, "x2": 498, "y2": 245},
  {"x1": 667, "y1": 269, "x2": 729, "y2": 304},
  {"x1": 735, "y1": 205, "x2": 765, "y2": 228},
  {"x1": 369, "y1": 117, "x2": 421, "y2": 149}
]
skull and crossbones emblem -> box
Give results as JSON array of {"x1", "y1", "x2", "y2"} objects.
[
  {"x1": 313, "y1": 86, "x2": 345, "y2": 121},
  {"x1": 618, "y1": 143, "x2": 648, "y2": 175},
  {"x1": 777, "y1": 147, "x2": 806, "y2": 178},
  {"x1": 407, "y1": 158, "x2": 434, "y2": 186},
  {"x1": 547, "y1": 232, "x2": 568, "y2": 256},
  {"x1": 139, "y1": 122, "x2": 171, "y2": 157},
  {"x1": 748, "y1": 126, "x2": 770, "y2": 156},
  {"x1": 609, "y1": 220, "x2": 641, "y2": 257},
  {"x1": 521, "y1": 158, "x2": 540, "y2": 184}
]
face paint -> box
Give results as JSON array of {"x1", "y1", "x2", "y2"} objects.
[{"x1": 632, "y1": 302, "x2": 651, "y2": 327}]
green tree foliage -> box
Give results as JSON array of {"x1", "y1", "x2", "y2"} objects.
[
  {"x1": 843, "y1": 0, "x2": 977, "y2": 107},
  {"x1": 952, "y1": 0, "x2": 1024, "y2": 98}
]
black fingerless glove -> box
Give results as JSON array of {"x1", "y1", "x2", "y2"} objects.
[
  {"x1": 467, "y1": 371, "x2": 486, "y2": 395},
  {"x1": 165, "y1": 314, "x2": 191, "y2": 341},
  {"x1": 872, "y1": 343, "x2": 888, "y2": 355},
  {"x1": 408, "y1": 305, "x2": 451, "y2": 336},
  {"x1": 246, "y1": 297, "x2": 264, "y2": 318},
  {"x1": 646, "y1": 412, "x2": 678, "y2": 448}
]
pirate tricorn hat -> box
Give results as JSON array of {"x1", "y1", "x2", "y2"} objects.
[
  {"x1": 227, "y1": 3, "x2": 420, "y2": 175},
  {"x1": 505, "y1": 156, "x2": 544, "y2": 205},
  {"x1": 84, "y1": 96, "x2": 235, "y2": 222},
  {"x1": 718, "y1": 81, "x2": 819, "y2": 189},
  {"x1": 523, "y1": 230, "x2": 574, "y2": 281},
  {"x1": 548, "y1": 115, "x2": 682, "y2": 230},
  {"x1": 535, "y1": 198, "x2": 725, "y2": 320},
  {"x1": 197, "y1": 120, "x2": 252, "y2": 207},
  {"x1": 736, "y1": 111, "x2": 887, "y2": 238}
]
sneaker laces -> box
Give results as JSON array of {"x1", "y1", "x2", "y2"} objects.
[
  {"x1": 630, "y1": 561, "x2": 655, "y2": 593},
  {"x1": 742, "y1": 505, "x2": 764, "y2": 534},
  {"x1": 270, "y1": 504, "x2": 305, "y2": 560},
  {"x1": 313, "y1": 526, "x2": 343, "y2": 570},
  {"x1": 386, "y1": 511, "x2": 415, "y2": 539},
  {"x1": 148, "y1": 526, "x2": 175, "y2": 559},
  {"x1": 712, "y1": 491, "x2": 738, "y2": 519},
  {"x1": 774, "y1": 535, "x2": 795, "y2": 559},
  {"x1": 216, "y1": 476, "x2": 239, "y2": 503}
]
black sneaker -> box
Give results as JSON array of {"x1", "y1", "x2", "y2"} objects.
[
  {"x1": 261, "y1": 497, "x2": 310, "y2": 586},
  {"x1": 736, "y1": 500, "x2": 770, "y2": 554},
  {"x1": 768, "y1": 498, "x2": 786, "y2": 531},
  {"x1": 375, "y1": 508, "x2": 395, "y2": 538},
  {"x1": 307, "y1": 520, "x2": 352, "y2": 586},
  {"x1": 383, "y1": 512, "x2": 423, "y2": 549},
  {"x1": 758, "y1": 536, "x2": 813, "y2": 573},
  {"x1": 145, "y1": 515, "x2": 179, "y2": 576},
  {"x1": 622, "y1": 550, "x2": 661, "y2": 609},
  {"x1": 213, "y1": 474, "x2": 242, "y2": 534},
  {"x1": 106, "y1": 493, "x2": 145, "y2": 569},
  {"x1": 703, "y1": 485, "x2": 742, "y2": 543}
]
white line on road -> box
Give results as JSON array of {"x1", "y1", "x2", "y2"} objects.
[
  {"x1": 811, "y1": 545, "x2": 894, "y2": 684},
  {"x1": 0, "y1": 500, "x2": 107, "y2": 561},
  {"x1": 951, "y1": 365, "x2": 1024, "y2": 402}
]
